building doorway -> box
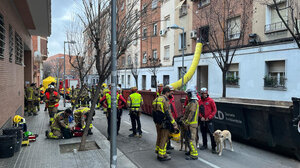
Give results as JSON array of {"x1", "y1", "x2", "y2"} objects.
[{"x1": 197, "y1": 65, "x2": 208, "y2": 91}]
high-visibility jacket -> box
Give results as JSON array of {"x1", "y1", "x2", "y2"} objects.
[
  {"x1": 152, "y1": 95, "x2": 175, "y2": 124},
  {"x1": 127, "y1": 92, "x2": 143, "y2": 111},
  {"x1": 182, "y1": 100, "x2": 199, "y2": 126},
  {"x1": 45, "y1": 91, "x2": 59, "y2": 107},
  {"x1": 74, "y1": 107, "x2": 90, "y2": 127},
  {"x1": 51, "y1": 112, "x2": 69, "y2": 131},
  {"x1": 26, "y1": 87, "x2": 36, "y2": 101}
]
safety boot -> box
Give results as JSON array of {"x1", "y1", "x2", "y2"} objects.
[{"x1": 157, "y1": 155, "x2": 171, "y2": 161}]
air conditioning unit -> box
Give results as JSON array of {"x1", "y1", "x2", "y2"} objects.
[
  {"x1": 160, "y1": 29, "x2": 167, "y2": 37},
  {"x1": 190, "y1": 30, "x2": 197, "y2": 39}
]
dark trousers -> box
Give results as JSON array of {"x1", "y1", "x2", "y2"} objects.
[
  {"x1": 200, "y1": 120, "x2": 216, "y2": 149},
  {"x1": 117, "y1": 109, "x2": 123, "y2": 133},
  {"x1": 107, "y1": 109, "x2": 123, "y2": 137},
  {"x1": 130, "y1": 112, "x2": 142, "y2": 135}
]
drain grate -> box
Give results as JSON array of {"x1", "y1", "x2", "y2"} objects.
[{"x1": 59, "y1": 141, "x2": 100, "y2": 154}]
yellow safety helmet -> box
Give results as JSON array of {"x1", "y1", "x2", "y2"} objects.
[
  {"x1": 170, "y1": 132, "x2": 181, "y2": 142},
  {"x1": 13, "y1": 115, "x2": 23, "y2": 124},
  {"x1": 102, "y1": 83, "x2": 107, "y2": 88}
]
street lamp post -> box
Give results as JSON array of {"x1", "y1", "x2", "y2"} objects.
[
  {"x1": 168, "y1": 24, "x2": 185, "y2": 90},
  {"x1": 64, "y1": 40, "x2": 76, "y2": 107}
]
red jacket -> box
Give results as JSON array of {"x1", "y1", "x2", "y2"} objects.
[
  {"x1": 99, "y1": 92, "x2": 126, "y2": 109},
  {"x1": 168, "y1": 95, "x2": 178, "y2": 119},
  {"x1": 198, "y1": 96, "x2": 217, "y2": 120},
  {"x1": 45, "y1": 91, "x2": 59, "y2": 107}
]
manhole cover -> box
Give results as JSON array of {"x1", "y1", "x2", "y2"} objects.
[{"x1": 59, "y1": 141, "x2": 100, "y2": 154}]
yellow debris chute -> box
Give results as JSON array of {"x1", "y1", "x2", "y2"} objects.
[
  {"x1": 170, "y1": 42, "x2": 203, "y2": 90},
  {"x1": 42, "y1": 76, "x2": 56, "y2": 89}
]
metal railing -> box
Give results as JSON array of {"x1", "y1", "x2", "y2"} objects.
[{"x1": 265, "y1": 20, "x2": 288, "y2": 33}]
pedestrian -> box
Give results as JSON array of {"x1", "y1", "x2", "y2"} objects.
[
  {"x1": 45, "y1": 85, "x2": 60, "y2": 125},
  {"x1": 74, "y1": 107, "x2": 93, "y2": 135},
  {"x1": 198, "y1": 87, "x2": 217, "y2": 154},
  {"x1": 45, "y1": 108, "x2": 73, "y2": 139},
  {"x1": 99, "y1": 88, "x2": 126, "y2": 140},
  {"x1": 152, "y1": 86, "x2": 178, "y2": 161},
  {"x1": 26, "y1": 83, "x2": 37, "y2": 116},
  {"x1": 181, "y1": 87, "x2": 199, "y2": 160},
  {"x1": 166, "y1": 85, "x2": 178, "y2": 150},
  {"x1": 127, "y1": 87, "x2": 143, "y2": 138}
]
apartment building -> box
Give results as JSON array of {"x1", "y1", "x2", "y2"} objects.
[
  {"x1": 32, "y1": 36, "x2": 48, "y2": 86},
  {"x1": 0, "y1": 0, "x2": 51, "y2": 128}
]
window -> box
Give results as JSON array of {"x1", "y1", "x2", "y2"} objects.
[
  {"x1": 164, "y1": 15, "x2": 170, "y2": 30},
  {"x1": 93, "y1": 79, "x2": 96, "y2": 84},
  {"x1": 152, "y1": 49, "x2": 157, "y2": 59},
  {"x1": 143, "y1": 52, "x2": 147, "y2": 63},
  {"x1": 121, "y1": 75, "x2": 124, "y2": 84},
  {"x1": 152, "y1": 0, "x2": 158, "y2": 9},
  {"x1": 128, "y1": 75, "x2": 131, "y2": 85},
  {"x1": 153, "y1": 23, "x2": 158, "y2": 36},
  {"x1": 265, "y1": 2, "x2": 288, "y2": 33},
  {"x1": 227, "y1": 17, "x2": 241, "y2": 40},
  {"x1": 142, "y1": 75, "x2": 146, "y2": 90},
  {"x1": 15, "y1": 32, "x2": 23, "y2": 65},
  {"x1": 127, "y1": 55, "x2": 131, "y2": 66},
  {"x1": 142, "y1": 3, "x2": 147, "y2": 14},
  {"x1": 151, "y1": 75, "x2": 157, "y2": 88},
  {"x1": 163, "y1": 75, "x2": 169, "y2": 86},
  {"x1": 226, "y1": 63, "x2": 239, "y2": 86},
  {"x1": 164, "y1": 45, "x2": 170, "y2": 60},
  {"x1": 133, "y1": 32, "x2": 138, "y2": 45},
  {"x1": 143, "y1": 27, "x2": 147, "y2": 39},
  {"x1": 179, "y1": 32, "x2": 186, "y2": 50},
  {"x1": 198, "y1": 0, "x2": 210, "y2": 8},
  {"x1": 178, "y1": 67, "x2": 186, "y2": 79},
  {"x1": 121, "y1": 57, "x2": 125, "y2": 66},
  {"x1": 264, "y1": 60, "x2": 286, "y2": 88},
  {"x1": 199, "y1": 26, "x2": 209, "y2": 43},
  {"x1": 9, "y1": 25, "x2": 13, "y2": 62},
  {"x1": 0, "y1": 13, "x2": 5, "y2": 59},
  {"x1": 179, "y1": 3, "x2": 187, "y2": 17}
]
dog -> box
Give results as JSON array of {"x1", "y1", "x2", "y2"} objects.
[{"x1": 213, "y1": 130, "x2": 234, "y2": 156}]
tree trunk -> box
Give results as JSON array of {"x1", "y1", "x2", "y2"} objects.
[
  {"x1": 135, "y1": 76, "x2": 138, "y2": 88},
  {"x1": 78, "y1": 83, "x2": 102, "y2": 151},
  {"x1": 222, "y1": 70, "x2": 226, "y2": 98}
]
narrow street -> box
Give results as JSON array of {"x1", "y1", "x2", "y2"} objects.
[{"x1": 93, "y1": 109, "x2": 300, "y2": 168}]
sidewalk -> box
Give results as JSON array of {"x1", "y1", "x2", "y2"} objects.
[{"x1": 0, "y1": 100, "x2": 137, "y2": 168}]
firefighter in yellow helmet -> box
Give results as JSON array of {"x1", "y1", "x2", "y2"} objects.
[
  {"x1": 152, "y1": 86, "x2": 178, "y2": 161},
  {"x1": 127, "y1": 87, "x2": 143, "y2": 138},
  {"x1": 45, "y1": 109, "x2": 73, "y2": 139},
  {"x1": 74, "y1": 107, "x2": 93, "y2": 135},
  {"x1": 181, "y1": 87, "x2": 199, "y2": 160},
  {"x1": 101, "y1": 83, "x2": 110, "y2": 114}
]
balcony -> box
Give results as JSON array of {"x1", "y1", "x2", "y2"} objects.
[{"x1": 265, "y1": 20, "x2": 288, "y2": 34}]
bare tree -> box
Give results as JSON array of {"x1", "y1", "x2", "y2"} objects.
[
  {"x1": 194, "y1": 0, "x2": 252, "y2": 97},
  {"x1": 42, "y1": 62, "x2": 53, "y2": 79},
  {"x1": 261, "y1": 0, "x2": 300, "y2": 48},
  {"x1": 75, "y1": 0, "x2": 143, "y2": 151},
  {"x1": 129, "y1": 54, "x2": 139, "y2": 88}
]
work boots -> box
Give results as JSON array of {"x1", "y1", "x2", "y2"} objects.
[{"x1": 157, "y1": 155, "x2": 171, "y2": 161}]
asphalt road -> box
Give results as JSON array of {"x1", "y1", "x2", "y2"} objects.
[{"x1": 93, "y1": 109, "x2": 300, "y2": 168}]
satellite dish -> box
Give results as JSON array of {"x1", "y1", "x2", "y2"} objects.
[{"x1": 34, "y1": 51, "x2": 41, "y2": 62}]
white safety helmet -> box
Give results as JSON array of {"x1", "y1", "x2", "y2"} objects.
[
  {"x1": 186, "y1": 87, "x2": 198, "y2": 100},
  {"x1": 49, "y1": 85, "x2": 55, "y2": 89},
  {"x1": 200, "y1": 87, "x2": 208, "y2": 94}
]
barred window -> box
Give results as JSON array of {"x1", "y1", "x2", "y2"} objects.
[
  {"x1": 15, "y1": 32, "x2": 23, "y2": 65},
  {"x1": 9, "y1": 25, "x2": 13, "y2": 62},
  {"x1": 0, "y1": 13, "x2": 5, "y2": 59}
]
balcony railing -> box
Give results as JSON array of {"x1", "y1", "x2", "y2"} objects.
[
  {"x1": 179, "y1": 5, "x2": 187, "y2": 17},
  {"x1": 265, "y1": 20, "x2": 288, "y2": 33},
  {"x1": 264, "y1": 76, "x2": 286, "y2": 88}
]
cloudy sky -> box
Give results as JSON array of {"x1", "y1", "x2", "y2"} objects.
[{"x1": 48, "y1": 0, "x2": 77, "y2": 57}]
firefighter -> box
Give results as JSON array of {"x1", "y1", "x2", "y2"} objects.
[
  {"x1": 81, "y1": 84, "x2": 90, "y2": 107},
  {"x1": 40, "y1": 84, "x2": 45, "y2": 104},
  {"x1": 45, "y1": 85, "x2": 60, "y2": 125},
  {"x1": 198, "y1": 87, "x2": 217, "y2": 154},
  {"x1": 117, "y1": 87, "x2": 126, "y2": 135},
  {"x1": 74, "y1": 107, "x2": 93, "y2": 135},
  {"x1": 45, "y1": 109, "x2": 73, "y2": 139},
  {"x1": 26, "y1": 83, "x2": 37, "y2": 116},
  {"x1": 127, "y1": 87, "x2": 143, "y2": 138},
  {"x1": 99, "y1": 88, "x2": 126, "y2": 140},
  {"x1": 181, "y1": 88, "x2": 199, "y2": 160},
  {"x1": 74, "y1": 84, "x2": 81, "y2": 108},
  {"x1": 34, "y1": 84, "x2": 40, "y2": 112},
  {"x1": 166, "y1": 85, "x2": 178, "y2": 150},
  {"x1": 101, "y1": 83, "x2": 110, "y2": 114},
  {"x1": 24, "y1": 86, "x2": 28, "y2": 113},
  {"x1": 156, "y1": 83, "x2": 164, "y2": 97},
  {"x1": 70, "y1": 85, "x2": 76, "y2": 108},
  {"x1": 152, "y1": 86, "x2": 178, "y2": 161}
]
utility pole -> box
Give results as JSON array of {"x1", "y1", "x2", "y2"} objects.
[{"x1": 110, "y1": 0, "x2": 117, "y2": 167}]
